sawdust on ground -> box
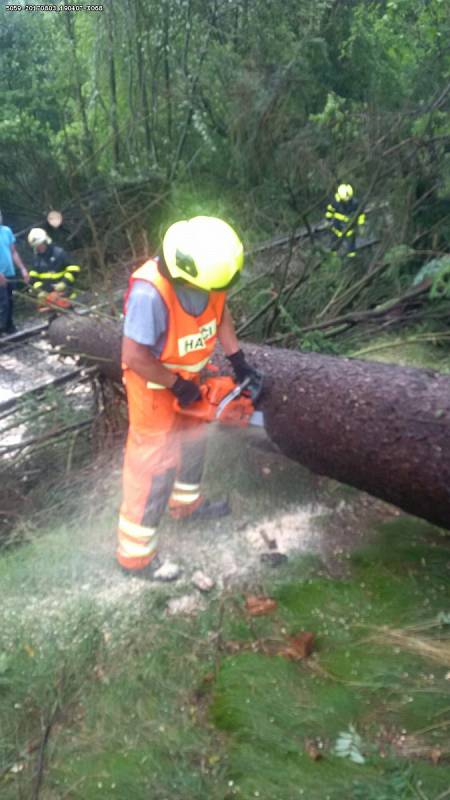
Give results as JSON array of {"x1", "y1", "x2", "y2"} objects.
[{"x1": 0, "y1": 429, "x2": 396, "y2": 640}]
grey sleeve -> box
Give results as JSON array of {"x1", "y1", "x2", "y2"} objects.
[{"x1": 123, "y1": 280, "x2": 169, "y2": 356}]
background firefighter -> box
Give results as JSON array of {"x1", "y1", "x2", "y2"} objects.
[
  {"x1": 118, "y1": 216, "x2": 262, "y2": 579},
  {"x1": 27, "y1": 227, "x2": 80, "y2": 309},
  {"x1": 325, "y1": 183, "x2": 366, "y2": 258}
]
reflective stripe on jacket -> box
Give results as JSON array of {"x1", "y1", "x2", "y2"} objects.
[
  {"x1": 325, "y1": 197, "x2": 365, "y2": 231},
  {"x1": 124, "y1": 259, "x2": 226, "y2": 387}
]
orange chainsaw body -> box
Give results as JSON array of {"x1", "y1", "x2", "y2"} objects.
[
  {"x1": 38, "y1": 291, "x2": 72, "y2": 313},
  {"x1": 174, "y1": 376, "x2": 257, "y2": 427}
]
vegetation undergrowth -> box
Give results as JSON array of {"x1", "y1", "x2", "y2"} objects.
[
  {"x1": 0, "y1": 513, "x2": 448, "y2": 799},
  {"x1": 348, "y1": 335, "x2": 450, "y2": 373}
]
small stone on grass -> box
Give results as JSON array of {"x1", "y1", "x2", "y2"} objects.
[
  {"x1": 153, "y1": 561, "x2": 182, "y2": 582},
  {"x1": 192, "y1": 571, "x2": 215, "y2": 593}
]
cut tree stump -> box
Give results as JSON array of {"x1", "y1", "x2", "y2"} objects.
[{"x1": 48, "y1": 315, "x2": 450, "y2": 530}]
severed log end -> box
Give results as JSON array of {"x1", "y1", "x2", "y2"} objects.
[{"x1": 48, "y1": 314, "x2": 123, "y2": 383}]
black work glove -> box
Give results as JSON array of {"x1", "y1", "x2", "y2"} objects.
[
  {"x1": 227, "y1": 349, "x2": 262, "y2": 385},
  {"x1": 171, "y1": 375, "x2": 202, "y2": 408}
]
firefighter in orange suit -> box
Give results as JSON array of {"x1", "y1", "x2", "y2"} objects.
[{"x1": 118, "y1": 216, "x2": 261, "y2": 578}]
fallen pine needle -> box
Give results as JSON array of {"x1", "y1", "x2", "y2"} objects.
[{"x1": 368, "y1": 626, "x2": 450, "y2": 667}]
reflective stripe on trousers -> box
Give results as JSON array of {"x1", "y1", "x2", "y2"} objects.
[
  {"x1": 331, "y1": 226, "x2": 355, "y2": 239},
  {"x1": 170, "y1": 480, "x2": 201, "y2": 505},
  {"x1": 117, "y1": 369, "x2": 207, "y2": 571}
]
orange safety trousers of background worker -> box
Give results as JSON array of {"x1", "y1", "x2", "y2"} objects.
[{"x1": 117, "y1": 259, "x2": 226, "y2": 572}]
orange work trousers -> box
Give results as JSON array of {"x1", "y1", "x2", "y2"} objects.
[{"x1": 117, "y1": 369, "x2": 207, "y2": 571}]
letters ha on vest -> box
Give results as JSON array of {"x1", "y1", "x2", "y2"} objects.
[
  {"x1": 178, "y1": 320, "x2": 217, "y2": 355},
  {"x1": 124, "y1": 260, "x2": 226, "y2": 388}
]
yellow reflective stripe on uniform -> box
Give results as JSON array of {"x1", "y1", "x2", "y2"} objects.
[
  {"x1": 117, "y1": 539, "x2": 157, "y2": 558},
  {"x1": 170, "y1": 481, "x2": 201, "y2": 504},
  {"x1": 332, "y1": 227, "x2": 344, "y2": 238},
  {"x1": 65, "y1": 265, "x2": 80, "y2": 272},
  {"x1": 333, "y1": 212, "x2": 350, "y2": 222},
  {"x1": 64, "y1": 272, "x2": 75, "y2": 283},
  {"x1": 170, "y1": 491, "x2": 201, "y2": 504},
  {"x1": 146, "y1": 355, "x2": 211, "y2": 389},
  {"x1": 357, "y1": 214, "x2": 366, "y2": 225},
  {"x1": 118, "y1": 515, "x2": 157, "y2": 541},
  {"x1": 31, "y1": 269, "x2": 67, "y2": 280},
  {"x1": 166, "y1": 356, "x2": 210, "y2": 373},
  {"x1": 173, "y1": 481, "x2": 200, "y2": 492},
  {"x1": 33, "y1": 281, "x2": 43, "y2": 289}
]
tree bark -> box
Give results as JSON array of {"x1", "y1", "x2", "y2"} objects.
[
  {"x1": 48, "y1": 315, "x2": 450, "y2": 530},
  {"x1": 106, "y1": 2, "x2": 120, "y2": 166}
]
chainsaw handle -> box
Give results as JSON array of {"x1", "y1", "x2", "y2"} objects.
[
  {"x1": 173, "y1": 374, "x2": 260, "y2": 427},
  {"x1": 173, "y1": 384, "x2": 217, "y2": 421}
]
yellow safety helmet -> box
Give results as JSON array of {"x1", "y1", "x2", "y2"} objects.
[
  {"x1": 336, "y1": 184, "x2": 354, "y2": 202},
  {"x1": 162, "y1": 216, "x2": 244, "y2": 291},
  {"x1": 28, "y1": 228, "x2": 51, "y2": 248}
]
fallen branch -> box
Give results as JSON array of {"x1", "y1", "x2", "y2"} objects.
[
  {"x1": 0, "y1": 366, "x2": 98, "y2": 414},
  {"x1": 237, "y1": 258, "x2": 318, "y2": 337},
  {"x1": 31, "y1": 702, "x2": 60, "y2": 800},
  {"x1": 368, "y1": 626, "x2": 450, "y2": 668},
  {"x1": 350, "y1": 332, "x2": 450, "y2": 358},
  {"x1": 0, "y1": 418, "x2": 94, "y2": 454},
  {"x1": 266, "y1": 280, "x2": 432, "y2": 345}
]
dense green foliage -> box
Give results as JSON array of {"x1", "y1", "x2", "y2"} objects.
[
  {"x1": 1, "y1": 0, "x2": 449, "y2": 350},
  {"x1": 1, "y1": 0, "x2": 449, "y2": 241}
]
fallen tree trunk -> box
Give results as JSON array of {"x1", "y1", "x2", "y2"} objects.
[{"x1": 48, "y1": 315, "x2": 450, "y2": 530}]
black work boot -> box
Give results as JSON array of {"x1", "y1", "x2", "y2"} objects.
[{"x1": 187, "y1": 498, "x2": 231, "y2": 521}]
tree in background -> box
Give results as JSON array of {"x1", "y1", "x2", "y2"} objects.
[{"x1": 0, "y1": 0, "x2": 448, "y2": 291}]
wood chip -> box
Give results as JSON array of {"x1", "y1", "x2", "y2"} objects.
[
  {"x1": 191, "y1": 571, "x2": 215, "y2": 593},
  {"x1": 245, "y1": 595, "x2": 278, "y2": 616},
  {"x1": 305, "y1": 740, "x2": 323, "y2": 761},
  {"x1": 278, "y1": 632, "x2": 315, "y2": 660}
]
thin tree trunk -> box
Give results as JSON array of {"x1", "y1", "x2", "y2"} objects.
[
  {"x1": 136, "y1": 0, "x2": 155, "y2": 164},
  {"x1": 64, "y1": 14, "x2": 95, "y2": 162},
  {"x1": 106, "y1": 1, "x2": 120, "y2": 166},
  {"x1": 162, "y1": 1, "x2": 173, "y2": 152}
]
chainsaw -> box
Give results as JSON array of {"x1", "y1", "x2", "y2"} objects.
[
  {"x1": 174, "y1": 373, "x2": 264, "y2": 428},
  {"x1": 37, "y1": 290, "x2": 73, "y2": 312}
]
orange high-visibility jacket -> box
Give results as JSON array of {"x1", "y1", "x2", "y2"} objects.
[{"x1": 124, "y1": 259, "x2": 226, "y2": 386}]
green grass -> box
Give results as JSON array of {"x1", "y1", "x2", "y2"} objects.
[
  {"x1": 348, "y1": 336, "x2": 450, "y2": 373},
  {"x1": 210, "y1": 523, "x2": 450, "y2": 799},
  {"x1": 0, "y1": 513, "x2": 449, "y2": 799}
]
